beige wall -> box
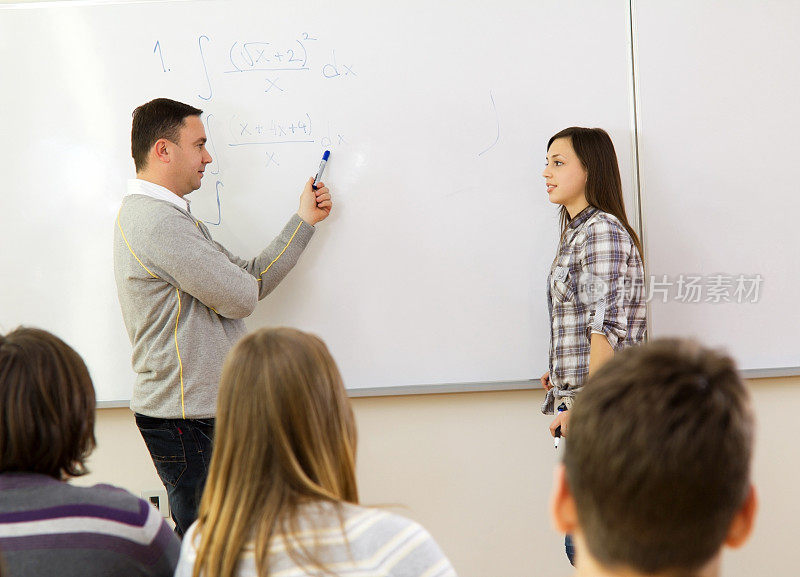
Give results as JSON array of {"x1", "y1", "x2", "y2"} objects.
[{"x1": 77, "y1": 377, "x2": 800, "y2": 576}]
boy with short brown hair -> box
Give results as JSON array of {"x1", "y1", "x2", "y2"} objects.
[{"x1": 551, "y1": 338, "x2": 757, "y2": 577}]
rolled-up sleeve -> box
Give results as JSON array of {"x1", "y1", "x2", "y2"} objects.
[{"x1": 581, "y1": 220, "x2": 631, "y2": 349}]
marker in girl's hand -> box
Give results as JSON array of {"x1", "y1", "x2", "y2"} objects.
[
  {"x1": 554, "y1": 402, "x2": 568, "y2": 449},
  {"x1": 313, "y1": 150, "x2": 330, "y2": 191}
]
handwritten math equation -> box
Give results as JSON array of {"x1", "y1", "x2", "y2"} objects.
[
  {"x1": 150, "y1": 32, "x2": 355, "y2": 225},
  {"x1": 227, "y1": 114, "x2": 347, "y2": 149},
  {"x1": 229, "y1": 114, "x2": 314, "y2": 145},
  {"x1": 152, "y1": 32, "x2": 357, "y2": 101}
]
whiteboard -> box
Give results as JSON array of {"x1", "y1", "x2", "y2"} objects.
[
  {"x1": 634, "y1": 0, "x2": 800, "y2": 371},
  {"x1": 0, "y1": 0, "x2": 637, "y2": 402}
]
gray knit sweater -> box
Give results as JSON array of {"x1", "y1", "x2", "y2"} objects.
[{"x1": 113, "y1": 194, "x2": 314, "y2": 419}]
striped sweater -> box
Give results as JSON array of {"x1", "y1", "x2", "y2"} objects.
[
  {"x1": 114, "y1": 184, "x2": 314, "y2": 419},
  {"x1": 0, "y1": 473, "x2": 179, "y2": 577},
  {"x1": 175, "y1": 501, "x2": 458, "y2": 577}
]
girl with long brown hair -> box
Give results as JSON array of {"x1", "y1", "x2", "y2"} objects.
[
  {"x1": 539, "y1": 127, "x2": 648, "y2": 565},
  {"x1": 175, "y1": 327, "x2": 457, "y2": 577}
]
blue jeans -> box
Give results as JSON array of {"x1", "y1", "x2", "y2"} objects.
[
  {"x1": 565, "y1": 534, "x2": 576, "y2": 566},
  {"x1": 135, "y1": 413, "x2": 215, "y2": 537}
]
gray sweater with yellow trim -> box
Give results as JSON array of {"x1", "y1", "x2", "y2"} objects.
[{"x1": 113, "y1": 194, "x2": 314, "y2": 419}]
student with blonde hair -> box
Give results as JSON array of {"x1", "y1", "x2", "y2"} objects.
[{"x1": 175, "y1": 327, "x2": 457, "y2": 577}]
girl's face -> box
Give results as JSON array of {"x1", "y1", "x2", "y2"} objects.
[{"x1": 542, "y1": 137, "x2": 588, "y2": 214}]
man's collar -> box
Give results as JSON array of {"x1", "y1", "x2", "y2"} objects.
[{"x1": 126, "y1": 179, "x2": 190, "y2": 212}]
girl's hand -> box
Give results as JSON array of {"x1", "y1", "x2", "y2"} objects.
[
  {"x1": 540, "y1": 370, "x2": 552, "y2": 391},
  {"x1": 549, "y1": 410, "x2": 570, "y2": 438}
]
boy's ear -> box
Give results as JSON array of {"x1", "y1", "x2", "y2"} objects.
[
  {"x1": 551, "y1": 464, "x2": 579, "y2": 534},
  {"x1": 725, "y1": 485, "x2": 757, "y2": 549}
]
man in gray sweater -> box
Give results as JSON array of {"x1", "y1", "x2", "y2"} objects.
[{"x1": 113, "y1": 98, "x2": 332, "y2": 536}]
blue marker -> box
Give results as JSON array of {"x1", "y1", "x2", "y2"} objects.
[{"x1": 313, "y1": 150, "x2": 330, "y2": 189}]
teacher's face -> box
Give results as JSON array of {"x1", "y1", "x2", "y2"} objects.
[
  {"x1": 542, "y1": 137, "x2": 588, "y2": 210},
  {"x1": 169, "y1": 115, "x2": 213, "y2": 197}
]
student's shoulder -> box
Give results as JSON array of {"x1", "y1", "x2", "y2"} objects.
[
  {"x1": 343, "y1": 505, "x2": 457, "y2": 574},
  {"x1": 297, "y1": 501, "x2": 435, "y2": 542},
  {"x1": 61, "y1": 481, "x2": 153, "y2": 516},
  {"x1": 289, "y1": 502, "x2": 455, "y2": 575},
  {"x1": 586, "y1": 209, "x2": 625, "y2": 231},
  {"x1": 14, "y1": 481, "x2": 168, "y2": 540},
  {"x1": 87, "y1": 483, "x2": 180, "y2": 552},
  {"x1": 584, "y1": 210, "x2": 631, "y2": 242},
  {"x1": 340, "y1": 502, "x2": 437, "y2": 544},
  {"x1": 0, "y1": 475, "x2": 132, "y2": 511}
]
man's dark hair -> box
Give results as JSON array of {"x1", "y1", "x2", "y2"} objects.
[
  {"x1": 564, "y1": 338, "x2": 754, "y2": 574},
  {"x1": 0, "y1": 327, "x2": 97, "y2": 478},
  {"x1": 131, "y1": 98, "x2": 203, "y2": 172}
]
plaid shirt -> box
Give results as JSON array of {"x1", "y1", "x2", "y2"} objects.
[{"x1": 542, "y1": 206, "x2": 647, "y2": 414}]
